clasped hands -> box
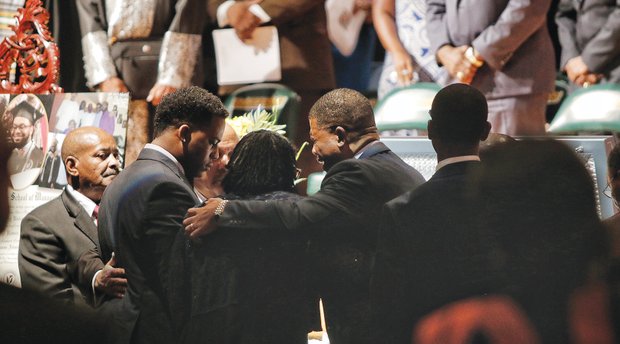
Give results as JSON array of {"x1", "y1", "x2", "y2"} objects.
[
  {"x1": 228, "y1": 0, "x2": 263, "y2": 41},
  {"x1": 437, "y1": 45, "x2": 481, "y2": 85},
  {"x1": 184, "y1": 198, "x2": 222, "y2": 240},
  {"x1": 565, "y1": 56, "x2": 601, "y2": 87}
]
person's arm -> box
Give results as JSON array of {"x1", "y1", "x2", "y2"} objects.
[
  {"x1": 259, "y1": 0, "x2": 324, "y2": 26},
  {"x1": 149, "y1": 0, "x2": 206, "y2": 105},
  {"x1": 185, "y1": 160, "x2": 374, "y2": 239},
  {"x1": 555, "y1": 0, "x2": 580, "y2": 69},
  {"x1": 75, "y1": 248, "x2": 127, "y2": 305},
  {"x1": 425, "y1": 0, "x2": 475, "y2": 82},
  {"x1": 579, "y1": 0, "x2": 620, "y2": 76},
  {"x1": 470, "y1": 0, "x2": 552, "y2": 71},
  {"x1": 75, "y1": 0, "x2": 127, "y2": 91},
  {"x1": 19, "y1": 215, "x2": 73, "y2": 301},
  {"x1": 373, "y1": 0, "x2": 415, "y2": 86}
]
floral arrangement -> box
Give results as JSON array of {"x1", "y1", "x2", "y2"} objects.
[{"x1": 226, "y1": 107, "x2": 286, "y2": 138}]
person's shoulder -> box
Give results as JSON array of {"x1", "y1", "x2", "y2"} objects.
[{"x1": 23, "y1": 193, "x2": 65, "y2": 219}]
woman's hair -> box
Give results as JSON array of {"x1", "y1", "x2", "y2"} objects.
[{"x1": 222, "y1": 130, "x2": 297, "y2": 196}]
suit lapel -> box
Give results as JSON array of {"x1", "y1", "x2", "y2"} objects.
[{"x1": 61, "y1": 190, "x2": 99, "y2": 246}]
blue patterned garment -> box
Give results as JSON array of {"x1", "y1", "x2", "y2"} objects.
[{"x1": 378, "y1": 0, "x2": 449, "y2": 99}]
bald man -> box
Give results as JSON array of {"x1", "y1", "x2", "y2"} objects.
[
  {"x1": 19, "y1": 126, "x2": 126, "y2": 306},
  {"x1": 194, "y1": 123, "x2": 240, "y2": 200}
]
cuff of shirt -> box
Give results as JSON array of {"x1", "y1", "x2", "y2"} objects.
[
  {"x1": 217, "y1": 1, "x2": 235, "y2": 27},
  {"x1": 92, "y1": 269, "x2": 102, "y2": 297},
  {"x1": 249, "y1": 4, "x2": 271, "y2": 23},
  {"x1": 217, "y1": 1, "x2": 271, "y2": 27}
]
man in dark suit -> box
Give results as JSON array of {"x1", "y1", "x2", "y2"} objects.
[
  {"x1": 556, "y1": 0, "x2": 620, "y2": 86},
  {"x1": 426, "y1": 0, "x2": 555, "y2": 136},
  {"x1": 185, "y1": 88, "x2": 425, "y2": 344},
  {"x1": 19, "y1": 126, "x2": 126, "y2": 306},
  {"x1": 370, "y1": 83, "x2": 493, "y2": 343},
  {"x1": 97, "y1": 86, "x2": 227, "y2": 344}
]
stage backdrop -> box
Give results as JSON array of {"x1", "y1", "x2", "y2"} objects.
[{"x1": 1, "y1": 92, "x2": 129, "y2": 287}]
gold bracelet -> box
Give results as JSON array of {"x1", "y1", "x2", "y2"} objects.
[
  {"x1": 465, "y1": 46, "x2": 484, "y2": 68},
  {"x1": 214, "y1": 199, "x2": 228, "y2": 220}
]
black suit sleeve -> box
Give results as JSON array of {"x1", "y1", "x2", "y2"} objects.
[
  {"x1": 369, "y1": 203, "x2": 414, "y2": 344},
  {"x1": 218, "y1": 160, "x2": 375, "y2": 234}
]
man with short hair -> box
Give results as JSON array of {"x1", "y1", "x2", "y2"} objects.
[
  {"x1": 8, "y1": 103, "x2": 44, "y2": 174},
  {"x1": 185, "y1": 88, "x2": 425, "y2": 344},
  {"x1": 98, "y1": 86, "x2": 227, "y2": 344},
  {"x1": 370, "y1": 83, "x2": 493, "y2": 343},
  {"x1": 19, "y1": 126, "x2": 125, "y2": 306}
]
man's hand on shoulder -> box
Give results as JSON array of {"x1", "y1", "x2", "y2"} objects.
[
  {"x1": 184, "y1": 198, "x2": 227, "y2": 239},
  {"x1": 95, "y1": 253, "x2": 127, "y2": 298}
]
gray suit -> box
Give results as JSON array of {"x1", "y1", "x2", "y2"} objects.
[
  {"x1": 19, "y1": 189, "x2": 103, "y2": 305},
  {"x1": 556, "y1": 0, "x2": 620, "y2": 83},
  {"x1": 426, "y1": 0, "x2": 556, "y2": 135}
]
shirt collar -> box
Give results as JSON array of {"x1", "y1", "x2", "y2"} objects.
[
  {"x1": 65, "y1": 184, "x2": 97, "y2": 221},
  {"x1": 144, "y1": 143, "x2": 185, "y2": 175},
  {"x1": 435, "y1": 155, "x2": 480, "y2": 171},
  {"x1": 354, "y1": 140, "x2": 381, "y2": 159}
]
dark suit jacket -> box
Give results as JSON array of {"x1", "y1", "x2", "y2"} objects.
[
  {"x1": 370, "y1": 161, "x2": 492, "y2": 344},
  {"x1": 98, "y1": 148, "x2": 199, "y2": 344},
  {"x1": 19, "y1": 189, "x2": 103, "y2": 306},
  {"x1": 207, "y1": 0, "x2": 335, "y2": 92},
  {"x1": 556, "y1": 0, "x2": 620, "y2": 83},
  {"x1": 217, "y1": 141, "x2": 425, "y2": 344},
  {"x1": 426, "y1": 0, "x2": 556, "y2": 98}
]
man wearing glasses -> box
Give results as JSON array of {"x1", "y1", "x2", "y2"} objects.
[{"x1": 8, "y1": 102, "x2": 43, "y2": 175}]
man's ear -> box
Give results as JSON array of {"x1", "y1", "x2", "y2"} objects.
[
  {"x1": 427, "y1": 120, "x2": 434, "y2": 140},
  {"x1": 178, "y1": 124, "x2": 191, "y2": 143},
  {"x1": 335, "y1": 126, "x2": 347, "y2": 147},
  {"x1": 65, "y1": 156, "x2": 79, "y2": 177},
  {"x1": 480, "y1": 121, "x2": 492, "y2": 141}
]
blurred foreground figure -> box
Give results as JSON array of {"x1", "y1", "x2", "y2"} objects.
[{"x1": 414, "y1": 140, "x2": 616, "y2": 343}]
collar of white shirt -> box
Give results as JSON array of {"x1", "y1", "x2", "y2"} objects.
[
  {"x1": 144, "y1": 143, "x2": 185, "y2": 176},
  {"x1": 435, "y1": 155, "x2": 480, "y2": 172},
  {"x1": 65, "y1": 184, "x2": 98, "y2": 222}
]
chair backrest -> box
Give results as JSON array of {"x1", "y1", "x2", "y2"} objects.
[
  {"x1": 547, "y1": 84, "x2": 620, "y2": 133},
  {"x1": 546, "y1": 76, "x2": 570, "y2": 123},
  {"x1": 373, "y1": 83, "x2": 441, "y2": 132},
  {"x1": 224, "y1": 83, "x2": 301, "y2": 140}
]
